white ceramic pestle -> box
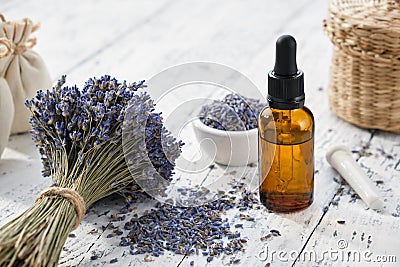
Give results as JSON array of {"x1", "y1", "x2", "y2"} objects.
[{"x1": 326, "y1": 145, "x2": 384, "y2": 210}]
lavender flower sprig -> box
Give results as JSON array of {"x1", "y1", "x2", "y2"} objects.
[{"x1": 0, "y1": 75, "x2": 183, "y2": 267}]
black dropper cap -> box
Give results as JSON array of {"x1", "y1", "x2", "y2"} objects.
[{"x1": 268, "y1": 35, "x2": 305, "y2": 109}]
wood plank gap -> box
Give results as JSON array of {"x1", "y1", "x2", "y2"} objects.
[
  {"x1": 291, "y1": 190, "x2": 337, "y2": 266},
  {"x1": 77, "y1": 221, "x2": 112, "y2": 265},
  {"x1": 368, "y1": 130, "x2": 376, "y2": 145},
  {"x1": 176, "y1": 255, "x2": 187, "y2": 267},
  {"x1": 198, "y1": 168, "x2": 213, "y2": 187},
  {"x1": 292, "y1": 128, "x2": 377, "y2": 266},
  {"x1": 394, "y1": 159, "x2": 400, "y2": 171}
]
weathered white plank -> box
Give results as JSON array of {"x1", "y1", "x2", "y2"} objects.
[
  {"x1": 3, "y1": 0, "x2": 173, "y2": 81},
  {"x1": 56, "y1": 1, "x2": 338, "y2": 265},
  {"x1": 1, "y1": 0, "x2": 399, "y2": 267},
  {"x1": 0, "y1": 134, "x2": 49, "y2": 223},
  {"x1": 65, "y1": 0, "x2": 379, "y2": 266},
  {"x1": 294, "y1": 132, "x2": 400, "y2": 267}
]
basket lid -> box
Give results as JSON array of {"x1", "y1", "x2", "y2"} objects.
[
  {"x1": 332, "y1": 0, "x2": 400, "y2": 28},
  {"x1": 325, "y1": 0, "x2": 400, "y2": 61}
]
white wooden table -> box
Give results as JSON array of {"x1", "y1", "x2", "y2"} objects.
[{"x1": 1, "y1": 1, "x2": 399, "y2": 266}]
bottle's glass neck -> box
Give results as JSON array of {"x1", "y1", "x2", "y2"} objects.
[{"x1": 267, "y1": 96, "x2": 305, "y2": 110}]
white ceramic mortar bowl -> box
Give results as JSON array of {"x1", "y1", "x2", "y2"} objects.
[{"x1": 192, "y1": 118, "x2": 258, "y2": 166}]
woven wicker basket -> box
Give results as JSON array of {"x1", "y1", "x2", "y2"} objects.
[{"x1": 323, "y1": 0, "x2": 400, "y2": 133}]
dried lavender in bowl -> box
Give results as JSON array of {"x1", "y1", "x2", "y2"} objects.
[{"x1": 199, "y1": 93, "x2": 265, "y2": 131}]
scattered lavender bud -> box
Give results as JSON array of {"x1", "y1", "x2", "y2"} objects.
[
  {"x1": 109, "y1": 184, "x2": 260, "y2": 261},
  {"x1": 270, "y1": 229, "x2": 281, "y2": 236},
  {"x1": 367, "y1": 236, "x2": 372, "y2": 248},
  {"x1": 232, "y1": 258, "x2": 241, "y2": 264},
  {"x1": 90, "y1": 255, "x2": 98, "y2": 261},
  {"x1": 144, "y1": 255, "x2": 153, "y2": 262},
  {"x1": 87, "y1": 229, "x2": 98, "y2": 234}
]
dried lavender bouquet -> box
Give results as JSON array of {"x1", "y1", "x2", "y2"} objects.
[{"x1": 0, "y1": 75, "x2": 182, "y2": 267}]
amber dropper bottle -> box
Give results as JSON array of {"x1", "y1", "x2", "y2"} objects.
[{"x1": 259, "y1": 35, "x2": 314, "y2": 213}]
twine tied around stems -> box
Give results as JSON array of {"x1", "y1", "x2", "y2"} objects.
[{"x1": 35, "y1": 187, "x2": 85, "y2": 230}]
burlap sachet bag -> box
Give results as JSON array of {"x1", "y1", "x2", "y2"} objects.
[
  {"x1": 0, "y1": 38, "x2": 14, "y2": 157},
  {"x1": 0, "y1": 14, "x2": 52, "y2": 134}
]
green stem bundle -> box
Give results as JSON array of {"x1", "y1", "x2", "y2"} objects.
[
  {"x1": 0, "y1": 142, "x2": 133, "y2": 267},
  {"x1": 0, "y1": 197, "x2": 76, "y2": 266}
]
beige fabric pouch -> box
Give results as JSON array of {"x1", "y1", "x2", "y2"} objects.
[
  {"x1": 0, "y1": 37, "x2": 14, "y2": 157},
  {"x1": 0, "y1": 14, "x2": 52, "y2": 134}
]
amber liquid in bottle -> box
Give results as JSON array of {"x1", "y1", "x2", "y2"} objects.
[{"x1": 259, "y1": 107, "x2": 314, "y2": 213}]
